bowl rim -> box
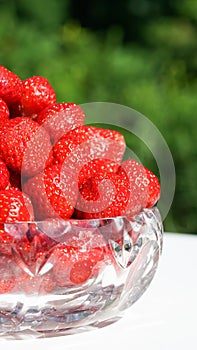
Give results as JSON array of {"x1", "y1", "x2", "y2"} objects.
[{"x1": 2, "y1": 206, "x2": 158, "y2": 225}]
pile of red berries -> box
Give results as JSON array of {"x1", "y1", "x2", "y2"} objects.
[{"x1": 0, "y1": 65, "x2": 160, "y2": 294}]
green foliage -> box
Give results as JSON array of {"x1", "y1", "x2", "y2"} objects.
[
  {"x1": 174, "y1": 0, "x2": 197, "y2": 21},
  {"x1": 0, "y1": 0, "x2": 196, "y2": 233}
]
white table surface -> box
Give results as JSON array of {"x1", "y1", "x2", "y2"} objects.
[{"x1": 1, "y1": 232, "x2": 197, "y2": 349}]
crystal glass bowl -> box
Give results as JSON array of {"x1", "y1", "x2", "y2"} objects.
[{"x1": 0, "y1": 207, "x2": 163, "y2": 339}]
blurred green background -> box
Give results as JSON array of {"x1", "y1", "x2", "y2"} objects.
[{"x1": 0, "y1": 0, "x2": 196, "y2": 233}]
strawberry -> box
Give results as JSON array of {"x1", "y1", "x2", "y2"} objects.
[
  {"x1": 70, "y1": 260, "x2": 94, "y2": 285},
  {"x1": 0, "y1": 220, "x2": 30, "y2": 255},
  {"x1": 37, "y1": 102, "x2": 85, "y2": 143},
  {"x1": 52, "y1": 126, "x2": 125, "y2": 184},
  {"x1": 117, "y1": 159, "x2": 149, "y2": 216},
  {"x1": 0, "y1": 256, "x2": 16, "y2": 294},
  {"x1": 0, "y1": 188, "x2": 34, "y2": 223},
  {"x1": 14, "y1": 270, "x2": 56, "y2": 294},
  {"x1": 14, "y1": 224, "x2": 57, "y2": 269},
  {"x1": 76, "y1": 159, "x2": 159, "y2": 219},
  {"x1": 144, "y1": 167, "x2": 160, "y2": 207},
  {"x1": 51, "y1": 235, "x2": 105, "y2": 286},
  {"x1": 15, "y1": 236, "x2": 44, "y2": 268},
  {"x1": 0, "y1": 159, "x2": 10, "y2": 190},
  {"x1": 0, "y1": 117, "x2": 52, "y2": 177},
  {"x1": 0, "y1": 98, "x2": 10, "y2": 123},
  {"x1": 118, "y1": 159, "x2": 160, "y2": 210},
  {"x1": 52, "y1": 246, "x2": 93, "y2": 286},
  {"x1": 0, "y1": 65, "x2": 22, "y2": 105},
  {"x1": 50, "y1": 245, "x2": 77, "y2": 286},
  {"x1": 0, "y1": 225, "x2": 13, "y2": 255},
  {"x1": 98, "y1": 217, "x2": 125, "y2": 242},
  {"x1": 75, "y1": 170, "x2": 131, "y2": 219},
  {"x1": 78, "y1": 158, "x2": 119, "y2": 187},
  {"x1": 28, "y1": 223, "x2": 57, "y2": 247},
  {"x1": 12, "y1": 76, "x2": 56, "y2": 119},
  {"x1": 23, "y1": 164, "x2": 78, "y2": 220},
  {"x1": 62, "y1": 226, "x2": 106, "y2": 255}
]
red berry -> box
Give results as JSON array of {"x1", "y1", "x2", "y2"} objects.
[
  {"x1": 98, "y1": 217, "x2": 125, "y2": 243},
  {"x1": 0, "y1": 98, "x2": 10, "y2": 123},
  {"x1": 14, "y1": 233, "x2": 55, "y2": 274},
  {"x1": 15, "y1": 236, "x2": 40, "y2": 267},
  {"x1": 28, "y1": 223, "x2": 57, "y2": 249},
  {"x1": 0, "y1": 256, "x2": 16, "y2": 294},
  {"x1": 118, "y1": 159, "x2": 160, "y2": 210},
  {"x1": 52, "y1": 126, "x2": 125, "y2": 182},
  {"x1": 23, "y1": 164, "x2": 78, "y2": 220},
  {"x1": 76, "y1": 171, "x2": 130, "y2": 219},
  {"x1": 0, "y1": 225, "x2": 13, "y2": 255},
  {"x1": 15, "y1": 76, "x2": 56, "y2": 119},
  {"x1": 78, "y1": 158, "x2": 119, "y2": 187},
  {"x1": 118, "y1": 159, "x2": 149, "y2": 216},
  {"x1": 0, "y1": 221, "x2": 30, "y2": 255},
  {"x1": 14, "y1": 270, "x2": 56, "y2": 294},
  {"x1": 62, "y1": 226, "x2": 106, "y2": 257},
  {"x1": 70, "y1": 260, "x2": 93, "y2": 285},
  {"x1": 0, "y1": 117, "x2": 52, "y2": 177},
  {"x1": 37, "y1": 102, "x2": 85, "y2": 143},
  {"x1": 51, "y1": 230, "x2": 105, "y2": 286},
  {"x1": 0, "y1": 65, "x2": 22, "y2": 105},
  {"x1": 0, "y1": 159, "x2": 9, "y2": 190},
  {"x1": 144, "y1": 167, "x2": 160, "y2": 207},
  {"x1": 76, "y1": 159, "x2": 158, "y2": 219},
  {"x1": 0, "y1": 188, "x2": 34, "y2": 223}
]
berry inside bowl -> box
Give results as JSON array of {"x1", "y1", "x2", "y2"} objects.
[
  {"x1": 0, "y1": 207, "x2": 163, "y2": 339},
  {"x1": 0, "y1": 65, "x2": 163, "y2": 339}
]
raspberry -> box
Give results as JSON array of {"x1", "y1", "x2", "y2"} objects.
[{"x1": 37, "y1": 102, "x2": 85, "y2": 143}]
